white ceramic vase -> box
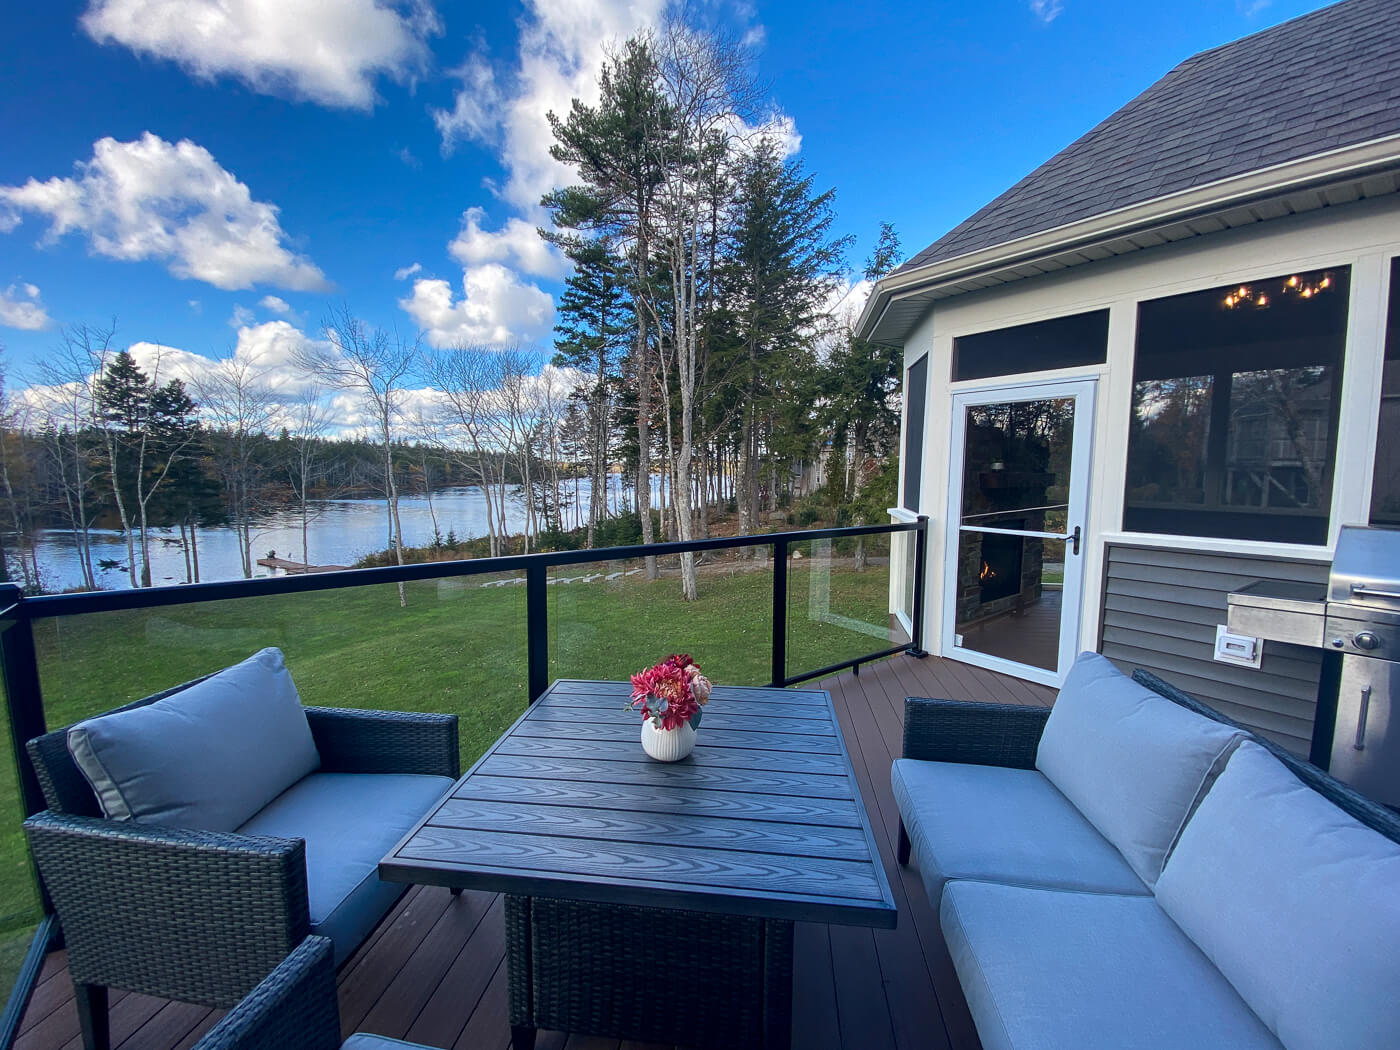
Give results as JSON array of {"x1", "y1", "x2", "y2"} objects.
[{"x1": 640, "y1": 719, "x2": 697, "y2": 761}]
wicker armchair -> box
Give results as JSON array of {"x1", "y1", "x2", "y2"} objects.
[
  {"x1": 191, "y1": 935, "x2": 445, "y2": 1050},
  {"x1": 23, "y1": 676, "x2": 459, "y2": 1050}
]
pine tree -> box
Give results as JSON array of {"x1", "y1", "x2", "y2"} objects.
[
  {"x1": 551, "y1": 239, "x2": 631, "y2": 547},
  {"x1": 825, "y1": 223, "x2": 905, "y2": 499},
  {"x1": 728, "y1": 139, "x2": 850, "y2": 534}
]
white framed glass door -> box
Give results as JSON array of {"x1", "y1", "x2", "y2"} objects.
[{"x1": 941, "y1": 379, "x2": 1096, "y2": 686}]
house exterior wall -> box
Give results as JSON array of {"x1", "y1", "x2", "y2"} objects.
[
  {"x1": 900, "y1": 192, "x2": 1400, "y2": 738},
  {"x1": 1099, "y1": 543, "x2": 1327, "y2": 754}
]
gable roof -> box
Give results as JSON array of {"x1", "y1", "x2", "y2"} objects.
[{"x1": 898, "y1": 0, "x2": 1400, "y2": 276}]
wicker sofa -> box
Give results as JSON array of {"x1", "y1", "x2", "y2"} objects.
[
  {"x1": 23, "y1": 648, "x2": 459, "y2": 1050},
  {"x1": 893, "y1": 652, "x2": 1400, "y2": 1050}
]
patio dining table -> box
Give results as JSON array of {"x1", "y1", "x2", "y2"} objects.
[{"x1": 380, "y1": 679, "x2": 897, "y2": 1049}]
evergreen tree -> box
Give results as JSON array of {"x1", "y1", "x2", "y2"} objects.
[
  {"x1": 551, "y1": 238, "x2": 631, "y2": 546},
  {"x1": 728, "y1": 139, "x2": 850, "y2": 534},
  {"x1": 825, "y1": 223, "x2": 905, "y2": 499}
]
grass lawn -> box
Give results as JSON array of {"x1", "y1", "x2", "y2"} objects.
[{"x1": 0, "y1": 553, "x2": 895, "y2": 997}]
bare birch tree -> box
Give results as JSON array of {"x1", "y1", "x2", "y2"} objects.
[
  {"x1": 196, "y1": 352, "x2": 280, "y2": 577},
  {"x1": 297, "y1": 306, "x2": 419, "y2": 604}
]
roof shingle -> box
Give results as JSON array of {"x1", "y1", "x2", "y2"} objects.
[{"x1": 899, "y1": 0, "x2": 1400, "y2": 273}]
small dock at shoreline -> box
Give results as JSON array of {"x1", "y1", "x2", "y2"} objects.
[{"x1": 256, "y1": 557, "x2": 349, "y2": 574}]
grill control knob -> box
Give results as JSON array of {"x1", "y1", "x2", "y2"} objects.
[{"x1": 1354, "y1": 631, "x2": 1381, "y2": 651}]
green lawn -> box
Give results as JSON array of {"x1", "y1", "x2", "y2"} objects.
[{"x1": 0, "y1": 554, "x2": 894, "y2": 998}]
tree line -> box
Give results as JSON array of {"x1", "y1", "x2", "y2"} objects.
[
  {"x1": 0, "y1": 17, "x2": 907, "y2": 597},
  {"x1": 539, "y1": 20, "x2": 904, "y2": 598}
]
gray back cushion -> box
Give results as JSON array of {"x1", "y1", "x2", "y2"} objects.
[
  {"x1": 67, "y1": 647, "x2": 320, "y2": 831},
  {"x1": 1036, "y1": 652, "x2": 1241, "y2": 887},
  {"x1": 1156, "y1": 740, "x2": 1400, "y2": 1050}
]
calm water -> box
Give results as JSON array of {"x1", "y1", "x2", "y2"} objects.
[{"x1": 33, "y1": 475, "x2": 660, "y2": 592}]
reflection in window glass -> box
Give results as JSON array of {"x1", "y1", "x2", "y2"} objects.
[
  {"x1": 1125, "y1": 267, "x2": 1349, "y2": 544},
  {"x1": 1369, "y1": 258, "x2": 1400, "y2": 527}
]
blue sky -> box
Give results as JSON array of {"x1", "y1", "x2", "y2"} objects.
[{"x1": 0, "y1": 0, "x2": 1334, "y2": 394}]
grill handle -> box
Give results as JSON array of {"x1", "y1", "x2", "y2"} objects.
[
  {"x1": 1355, "y1": 685, "x2": 1373, "y2": 751},
  {"x1": 1351, "y1": 584, "x2": 1400, "y2": 601}
]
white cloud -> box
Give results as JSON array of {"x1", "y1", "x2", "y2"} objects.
[
  {"x1": 1030, "y1": 0, "x2": 1064, "y2": 22},
  {"x1": 394, "y1": 262, "x2": 423, "y2": 281},
  {"x1": 0, "y1": 282, "x2": 51, "y2": 330},
  {"x1": 0, "y1": 133, "x2": 329, "y2": 292},
  {"x1": 449, "y1": 207, "x2": 566, "y2": 279},
  {"x1": 824, "y1": 277, "x2": 873, "y2": 324},
  {"x1": 127, "y1": 321, "x2": 330, "y2": 403},
  {"x1": 81, "y1": 0, "x2": 441, "y2": 110},
  {"x1": 188, "y1": 299, "x2": 202, "y2": 313},
  {"x1": 229, "y1": 305, "x2": 257, "y2": 327},
  {"x1": 399, "y1": 266, "x2": 555, "y2": 347},
  {"x1": 433, "y1": 0, "x2": 667, "y2": 211},
  {"x1": 432, "y1": 53, "x2": 503, "y2": 154},
  {"x1": 259, "y1": 294, "x2": 292, "y2": 315}
]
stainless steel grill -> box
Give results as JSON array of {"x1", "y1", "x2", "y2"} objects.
[
  {"x1": 1322, "y1": 526, "x2": 1400, "y2": 803},
  {"x1": 1227, "y1": 524, "x2": 1400, "y2": 806}
]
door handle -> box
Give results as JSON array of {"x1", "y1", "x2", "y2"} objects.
[
  {"x1": 1068, "y1": 526, "x2": 1081, "y2": 556},
  {"x1": 1354, "y1": 685, "x2": 1373, "y2": 751}
]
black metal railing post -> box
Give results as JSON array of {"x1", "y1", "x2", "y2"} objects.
[
  {"x1": 908, "y1": 516, "x2": 930, "y2": 658},
  {"x1": 0, "y1": 585, "x2": 46, "y2": 822},
  {"x1": 770, "y1": 537, "x2": 788, "y2": 687},
  {"x1": 525, "y1": 562, "x2": 549, "y2": 703}
]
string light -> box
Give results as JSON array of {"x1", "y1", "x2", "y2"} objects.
[{"x1": 1223, "y1": 270, "x2": 1334, "y2": 309}]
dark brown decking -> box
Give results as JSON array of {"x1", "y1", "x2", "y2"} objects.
[{"x1": 14, "y1": 654, "x2": 1054, "y2": 1050}]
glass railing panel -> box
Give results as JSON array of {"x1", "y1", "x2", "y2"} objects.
[
  {"x1": 31, "y1": 570, "x2": 529, "y2": 770},
  {"x1": 547, "y1": 549, "x2": 775, "y2": 688},
  {"x1": 786, "y1": 532, "x2": 906, "y2": 681},
  {"x1": 0, "y1": 635, "x2": 40, "y2": 1006}
]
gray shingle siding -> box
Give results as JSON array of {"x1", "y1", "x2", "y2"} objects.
[
  {"x1": 902, "y1": 0, "x2": 1400, "y2": 273},
  {"x1": 1099, "y1": 543, "x2": 1328, "y2": 755}
]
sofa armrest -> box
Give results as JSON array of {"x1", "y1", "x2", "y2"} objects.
[
  {"x1": 24, "y1": 810, "x2": 311, "y2": 1007},
  {"x1": 306, "y1": 707, "x2": 460, "y2": 779},
  {"x1": 902, "y1": 698, "x2": 1051, "y2": 770},
  {"x1": 191, "y1": 936, "x2": 341, "y2": 1050}
]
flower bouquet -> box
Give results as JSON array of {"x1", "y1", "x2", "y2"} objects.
[{"x1": 629, "y1": 654, "x2": 712, "y2": 761}]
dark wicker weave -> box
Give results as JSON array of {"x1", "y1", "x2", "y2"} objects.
[
  {"x1": 25, "y1": 812, "x2": 310, "y2": 1005},
  {"x1": 505, "y1": 894, "x2": 793, "y2": 1050},
  {"x1": 22, "y1": 675, "x2": 459, "y2": 1050},
  {"x1": 894, "y1": 670, "x2": 1400, "y2": 868},
  {"x1": 902, "y1": 698, "x2": 1051, "y2": 770},
  {"x1": 190, "y1": 936, "x2": 341, "y2": 1050}
]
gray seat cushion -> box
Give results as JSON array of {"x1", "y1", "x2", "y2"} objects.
[
  {"x1": 891, "y1": 758, "x2": 1146, "y2": 909},
  {"x1": 940, "y1": 881, "x2": 1282, "y2": 1050},
  {"x1": 1156, "y1": 741, "x2": 1400, "y2": 1050},
  {"x1": 239, "y1": 772, "x2": 452, "y2": 962},
  {"x1": 66, "y1": 647, "x2": 320, "y2": 830}
]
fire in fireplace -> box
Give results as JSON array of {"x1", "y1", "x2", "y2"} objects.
[{"x1": 979, "y1": 529, "x2": 1024, "y2": 604}]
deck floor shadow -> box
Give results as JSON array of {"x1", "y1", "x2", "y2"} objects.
[{"x1": 14, "y1": 654, "x2": 1054, "y2": 1050}]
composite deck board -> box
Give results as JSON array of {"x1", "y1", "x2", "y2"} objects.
[
  {"x1": 431, "y1": 800, "x2": 873, "y2": 859},
  {"x1": 453, "y1": 776, "x2": 865, "y2": 827},
  {"x1": 16, "y1": 652, "x2": 1049, "y2": 1050}
]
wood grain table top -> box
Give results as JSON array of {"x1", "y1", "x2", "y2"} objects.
[{"x1": 380, "y1": 680, "x2": 897, "y2": 928}]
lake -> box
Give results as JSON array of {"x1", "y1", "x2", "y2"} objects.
[{"x1": 32, "y1": 475, "x2": 662, "y2": 592}]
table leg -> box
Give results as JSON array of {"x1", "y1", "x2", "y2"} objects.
[
  {"x1": 763, "y1": 920, "x2": 795, "y2": 1049},
  {"x1": 505, "y1": 896, "x2": 535, "y2": 1048}
]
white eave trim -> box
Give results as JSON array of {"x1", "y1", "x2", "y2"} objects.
[{"x1": 856, "y1": 133, "x2": 1400, "y2": 342}]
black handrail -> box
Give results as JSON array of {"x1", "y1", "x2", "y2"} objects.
[{"x1": 0, "y1": 515, "x2": 929, "y2": 1045}]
